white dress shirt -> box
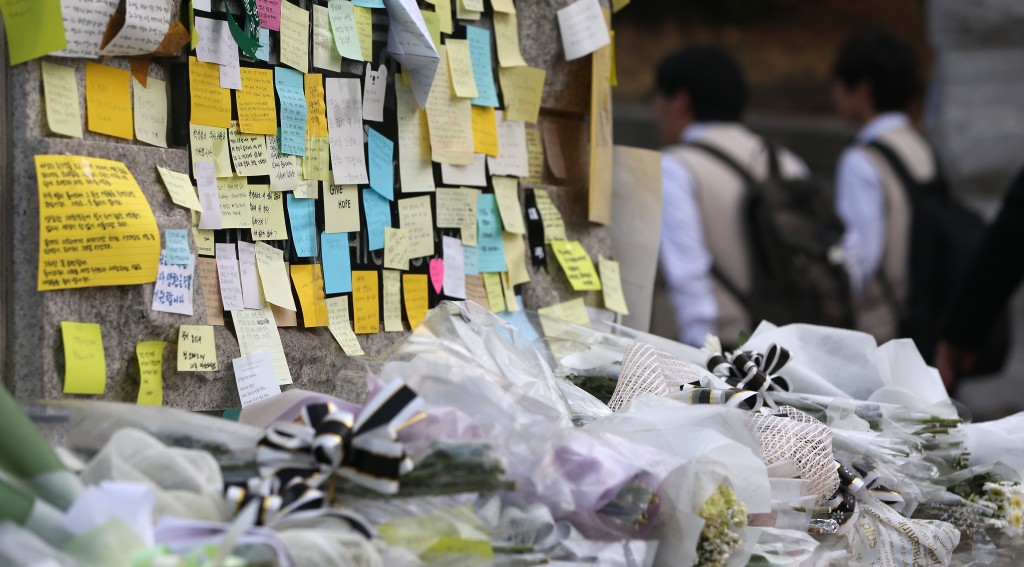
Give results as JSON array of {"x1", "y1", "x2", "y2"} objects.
[
  {"x1": 834, "y1": 112, "x2": 910, "y2": 297},
  {"x1": 659, "y1": 123, "x2": 808, "y2": 346}
]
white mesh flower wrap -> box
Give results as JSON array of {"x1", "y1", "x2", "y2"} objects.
[
  {"x1": 750, "y1": 407, "x2": 840, "y2": 505},
  {"x1": 609, "y1": 343, "x2": 709, "y2": 412}
]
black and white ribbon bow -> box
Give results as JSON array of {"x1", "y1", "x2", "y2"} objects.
[
  {"x1": 225, "y1": 380, "x2": 424, "y2": 532},
  {"x1": 678, "y1": 385, "x2": 762, "y2": 411},
  {"x1": 705, "y1": 344, "x2": 792, "y2": 407}
]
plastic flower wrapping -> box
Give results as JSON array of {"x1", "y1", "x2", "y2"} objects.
[{"x1": 7, "y1": 301, "x2": 1024, "y2": 565}]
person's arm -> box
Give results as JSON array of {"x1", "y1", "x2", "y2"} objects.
[
  {"x1": 941, "y1": 167, "x2": 1024, "y2": 350},
  {"x1": 659, "y1": 153, "x2": 717, "y2": 347},
  {"x1": 834, "y1": 148, "x2": 887, "y2": 298}
]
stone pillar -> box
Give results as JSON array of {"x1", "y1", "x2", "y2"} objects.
[{"x1": 928, "y1": 0, "x2": 1024, "y2": 198}]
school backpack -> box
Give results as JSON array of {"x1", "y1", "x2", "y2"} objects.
[
  {"x1": 866, "y1": 140, "x2": 1010, "y2": 375},
  {"x1": 686, "y1": 141, "x2": 855, "y2": 335}
]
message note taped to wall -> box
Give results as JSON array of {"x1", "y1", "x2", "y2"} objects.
[
  {"x1": 136, "y1": 341, "x2": 166, "y2": 406},
  {"x1": 36, "y1": 155, "x2": 160, "y2": 291},
  {"x1": 538, "y1": 297, "x2": 591, "y2": 336},
  {"x1": 233, "y1": 351, "x2": 281, "y2": 407},
  {"x1": 0, "y1": 0, "x2": 66, "y2": 65},
  {"x1": 41, "y1": 61, "x2": 83, "y2": 138},
  {"x1": 326, "y1": 296, "x2": 364, "y2": 356},
  {"x1": 85, "y1": 62, "x2": 133, "y2": 140},
  {"x1": 352, "y1": 270, "x2": 380, "y2": 334},
  {"x1": 234, "y1": 307, "x2": 293, "y2": 385},
  {"x1": 177, "y1": 324, "x2": 218, "y2": 371},
  {"x1": 598, "y1": 255, "x2": 629, "y2": 315},
  {"x1": 550, "y1": 240, "x2": 602, "y2": 291},
  {"x1": 61, "y1": 321, "x2": 106, "y2": 395}
]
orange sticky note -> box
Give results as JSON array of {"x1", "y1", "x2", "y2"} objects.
[
  {"x1": 84, "y1": 62, "x2": 133, "y2": 140},
  {"x1": 471, "y1": 106, "x2": 499, "y2": 157},
  {"x1": 189, "y1": 56, "x2": 231, "y2": 128},
  {"x1": 402, "y1": 273, "x2": 429, "y2": 329},
  {"x1": 290, "y1": 263, "x2": 329, "y2": 327},
  {"x1": 236, "y1": 67, "x2": 277, "y2": 135},
  {"x1": 305, "y1": 73, "x2": 329, "y2": 138},
  {"x1": 352, "y1": 270, "x2": 380, "y2": 334}
]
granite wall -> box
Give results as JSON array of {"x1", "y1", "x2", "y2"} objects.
[{"x1": 2, "y1": 0, "x2": 613, "y2": 410}]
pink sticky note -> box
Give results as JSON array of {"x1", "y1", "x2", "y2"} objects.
[
  {"x1": 257, "y1": 0, "x2": 282, "y2": 31},
  {"x1": 429, "y1": 258, "x2": 445, "y2": 294}
]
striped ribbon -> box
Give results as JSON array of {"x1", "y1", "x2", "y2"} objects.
[
  {"x1": 813, "y1": 460, "x2": 906, "y2": 534},
  {"x1": 678, "y1": 385, "x2": 761, "y2": 411},
  {"x1": 224, "y1": 380, "x2": 424, "y2": 532},
  {"x1": 705, "y1": 344, "x2": 791, "y2": 404}
]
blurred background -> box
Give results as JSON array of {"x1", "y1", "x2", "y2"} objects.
[{"x1": 610, "y1": 0, "x2": 1024, "y2": 420}]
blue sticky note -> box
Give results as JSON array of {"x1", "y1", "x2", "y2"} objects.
[
  {"x1": 321, "y1": 232, "x2": 353, "y2": 294},
  {"x1": 255, "y1": 28, "x2": 271, "y2": 62},
  {"x1": 476, "y1": 194, "x2": 507, "y2": 273},
  {"x1": 467, "y1": 26, "x2": 499, "y2": 108},
  {"x1": 499, "y1": 296, "x2": 540, "y2": 342},
  {"x1": 287, "y1": 194, "x2": 318, "y2": 258},
  {"x1": 275, "y1": 67, "x2": 307, "y2": 156},
  {"x1": 353, "y1": 0, "x2": 385, "y2": 7},
  {"x1": 164, "y1": 229, "x2": 191, "y2": 265},
  {"x1": 367, "y1": 128, "x2": 395, "y2": 201},
  {"x1": 463, "y1": 245, "x2": 479, "y2": 275},
  {"x1": 363, "y1": 189, "x2": 392, "y2": 251}
]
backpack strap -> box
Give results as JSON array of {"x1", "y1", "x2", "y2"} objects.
[
  {"x1": 675, "y1": 141, "x2": 763, "y2": 319},
  {"x1": 865, "y1": 139, "x2": 949, "y2": 200}
]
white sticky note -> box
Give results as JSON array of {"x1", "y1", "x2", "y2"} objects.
[
  {"x1": 556, "y1": 0, "x2": 610, "y2": 61},
  {"x1": 440, "y1": 154, "x2": 488, "y2": 187},
  {"x1": 442, "y1": 236, "x2": 466, "y2": 299},
  {"x1": 362, "y1": 63, "x2": 388, "y2": 122},
  {"x1": 325, "y1": 77, "x2": 369, "y2": 185},
  {"x1": 232, "y1": 351, "x2": 282, "y2": 407},
  {"x1": 195, "y1": 162, "x2": 223, "y2": 229},
  {"x1": 151, "y1": 252, "x2": 195, "y2": 316},
  {"x1": 487, "y1": 110, "x2": 529, "y2": 177},
  {"x1": 215, "y1": 243, "x2": 244, "y2": 311},
  {"x1": 237, "y1": 241, "x2": 264, "y2": 309}
]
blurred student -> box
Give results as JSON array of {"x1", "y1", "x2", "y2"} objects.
[
  {"x1": 652, "y1": 46, "x2": 817, "y2": 347},
  {"x1": 831, "y1": 31, "x2": 931, "y2": 343}
]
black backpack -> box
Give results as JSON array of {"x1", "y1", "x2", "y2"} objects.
[
  {"x1": 686, "y1": 141, "x2": 855, "y2": 339},
  {"x1": 866, "y1": 141, "x2": 1010, "y2": 375}
]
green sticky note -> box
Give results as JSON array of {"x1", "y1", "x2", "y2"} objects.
[
  {"x1": 61, "y1": 321, "x2": 106, "y2": 395},
  {"x1": 0, "y1": 0, "x2": 66, "y2": 65},
  {"x1": 222, "y1": 409, "x2": 242, "y2": 421}
]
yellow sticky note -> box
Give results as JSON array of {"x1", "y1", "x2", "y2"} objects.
[
  {"x1": 420, "y1": 10, "x2": 441, "y2": 52},
  {"x1": 609, "y1": 29, "x2": 617, "y2": 87},
  {"x1": 446, "y1": 39, "x2": 478, "y2": 98},
  {"x1": 589, "y1": 19, "x2": 613, "y2": 225},
  {"x1": 352, "y1": 270, "x2": 380, "y2": 334},
  {"x1": 36, "y1": 156, "x2": 160, "y2": 290},
  {"x1": 189, "y1": 56, "x2": 231, "y2": 128},
  {"x1": 397, "y1": 81, "x2": 437, "y2": 193},
  {"x1": 398, "y1": 195, "x2": 435, "y2": 259},
  {"x1": 499, "y1": 66, "x2": 546, "y2": 123},
  {"x1": 435, "y1": 0, "x2": 453, "y2": 34},
  {"x1": 384, "y1": 227, "x2": 409, "y2": 270},
  {"x1": 191, "y1": 211, "x2": 215, "y2": 257},
  {"x1": 490, "y1": 0, "x2": 516, "y2": 12},
  {"x1": 291, "y1": 264, "x2": 329, "y2": 327},
  {"x1": 436, "y1": 187, "x2": 479, "y2": 246},
  {"x1": 403, "y1": 273, "x2": 429, "y2": 329},
  {"x1": 493, "y1": 177, "x2": 525, "y2": 234},
  {"x1": 0, "y1": 0, "x2": 66, "y2": 65},
  {"x1": 136, "y1": 341, "x2": 166, "y2": 406},
  {"x1": 177, "y1": 325, "x2": 218, "y2": 371},
  {"x1": 255, "y1": 242, "x2": 297, "y2": 311},
  {"x1": 61, "y1": 321, "x2": 106, "y2": 395},
  {"x1": 493, "y1": 12, "x2": 526, "y2": 68},
  {"x1": 228, "y1": 123, "x2": 271, "y2": 177},
  {"x1": 249, "y1": 186, "x2": 288, "y2": 240},
  {"x1": 85, "y1": 62, "x2": 133, "y2": 140},
  {"x1": 157, "y1": 166, "x2": 202, "y2": 212},
  {"x1": 501, "y1": 272, "x2": 519, "y2": 311},
  {"x1": 305, "y1": 73, "x2": 329, "y2": 138},
  {"x1": 426, "y1": 46, "x2": 475, "y2": 165},
  {"x1": 523, "y1": 126, "x2": 545, "y2": 184},
  {"x1": 325, "y1": 184, "x2": 361, "y2": 233},
  {"x1": 612, "y1": 0, "x2": 630, "y2": 13},
  {"x1": 534, "y1": 188, "x2": 567, "y2": 242},
  {"x1": 456, "y1": 0, "x2": 481, "y2": 20},
  {"x1": 482, "y1": 272, "x2": 506, "y2": 313},
  {"x1": 41, "y1": 61, "x2": 82, "y2": 138},
  {"x1": 599, "y1": 255, "x2": 629, "y2": 315},
  {"x1": 133, "y1": 76, "x2": 168, "y2": 148},
  {"x1": 354, "y1": 6, "x2": 373, "y2": 62},
  {"x1": 538, "y1": 298, "x2": 591, "y2": 336},
  {"x1": 461, "y1": 0, "x2": 484, "y2": 12},
  {"x1": 326, "y1": 296, "x2": 365, "y2": 356},
  {"x1": 550, "y1": 240, "x2": 602, "y2": 291},
  {"x1": 234, "y1": 307, "x2": 293, "y2": 385},
  {"x1": 190, "y1": 124, "x2": 233, "y2": 177},
  {"x1": 471, "y1": 106, "x2": 499, "y2": 157},
  {"x1": 503, "y1": 231, "x2": 531, "y2": 286},
  {"x1": 237, "y1": 67, "x2": 277, "y2": 135},
  {"x1": 303, "y1": 136, "x2": 331, "y2": 182},
  {"x1": 280, "y1": 1, "x2": 310, "y2": 73},
  {"x1": 383, "y1": 269, "x2": 403, "y2": 332}
]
